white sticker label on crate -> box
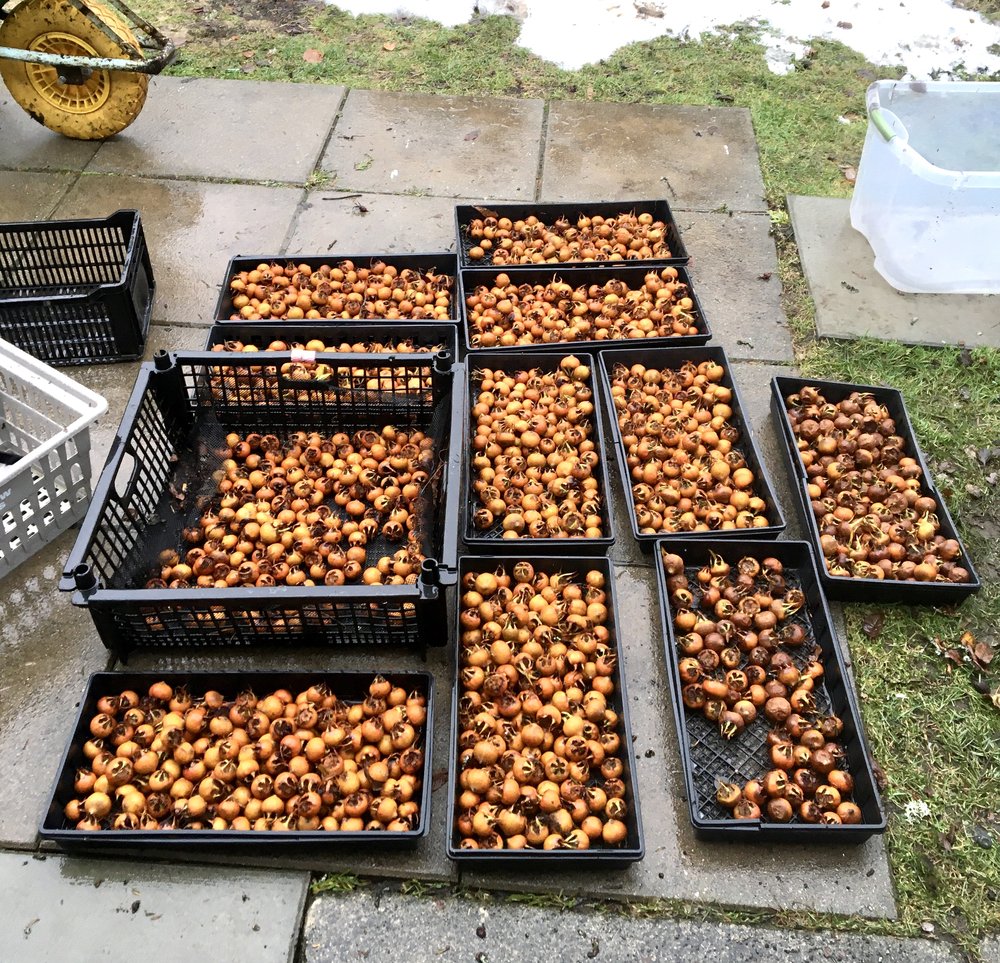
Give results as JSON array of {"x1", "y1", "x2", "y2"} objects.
[{"x1": 291, "y1": 349, "x2": 317, "y2": 363}]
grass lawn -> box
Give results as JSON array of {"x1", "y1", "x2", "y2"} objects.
[{"x1": 134, "y1": 1, "x2": 1000, "y2": 952}]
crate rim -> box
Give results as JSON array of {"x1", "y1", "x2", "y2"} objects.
[
  {"x1": 446, "y1": 553, "x2": 646, "y2": 864},
  {"x1": 59, "y1": 350, "x2": 464, "y2": 596},
  {"x1": 40, "y1": 668, "x2": 435, "y2": 847},
  {"x1": 462, "y1": 348, "x2": 617, "y2": 552},
  {"x1": 596, "y1": 344, "x2": 787, "y2": 544},
  {"x1": 204, "y1": 321, "x2": 459, "y2": 355},
  {"x1": 652, "y1": 536, "x2": 887, "y2": 840},
  {"x1": 769, "y1": 375, "x2": 981, "y2": 597}
]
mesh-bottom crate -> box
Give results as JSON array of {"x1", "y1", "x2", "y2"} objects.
[
  {"x1": 60, "y1": 350, "x2": 462, "y2": 659},
  {"x1": 0, "y1": 338, "x2": 107, "y2": 578},
  {"x1": 0, "y1": 210, "x2": 154, "y2": 366}
]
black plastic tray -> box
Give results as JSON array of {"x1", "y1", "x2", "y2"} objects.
[
  {"x1": 41, "y1": 670, "x2": 434, "y2": 851},
  {"x1": 59, "y1": 351, "x2": 464, "y2": 659},
  {"x1": 454, "y1": 200, "x2": 689, "y2": 268},
  {"x1": 459, "y1": 263, "x2": 711, "y2": 355},
  {"x1": 653, "y1": 538, "x2": 886, "y2": 842},
  {"x1": 0, "y1": 209, "x2": 153, "y2": 366},
  {"x1": 204, "y1": 321, "x2": 458, "y2": 358},
  {"x1": 213, "y1": 253, "x2": 458, "y2": 322},
  {"x1": 462, "y1": 351, "x2": 615, "y2": 553},
  {"x1": 596, "y1": 345, "x2": 785, "y2": 550},
  {"x1": 770, "y1": 376, "x2": 981, "y2": 604},
  {"x1": 447, "y1": 555, "x2": 644, "y2": 866}
]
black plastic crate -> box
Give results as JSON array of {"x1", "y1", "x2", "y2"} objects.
[
  {"x1": 447, "y1": 555, "x2": 644, "y2": 865},
  {"x1": 597, "y1": 345, "x2": 785, "y2": 550},
  {"x1": 770, "y1": 376, "x2": 981, "y2": 604},
  {"x1": 654, "y1": 538, "x2": 886, "y2": 842},
  {"x1": 213, "y1": 253, "x2": 458, "y2": 322},
  {"x1": 455, "y1": 200, "x2": 689, "y2": 269},
  {"x1": 459, "y1": 263, "x2": 711, "y2": 355},
  {"x1": 0, "y1": 210, "x2": 154, "y2": 366},
  {"x1": 463, "y1": 351, "x2": 615, "y2": 553},
  {"x1": 41, "y1": 670, "x2": 434, "y2": 852},
  {"x1": 59, "y1": 351, "x2": 464, "y2": 659},
  {"x1": 204, "y1": 321, "x2": 458, "y2": 358}
]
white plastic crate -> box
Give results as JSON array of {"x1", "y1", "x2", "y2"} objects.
[{"x1": 0, "y1": 338, "x2": 107, "y2": 578}]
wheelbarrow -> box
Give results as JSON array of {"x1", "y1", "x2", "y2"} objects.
[{"x1": 0, "y1": 0, "x2": 174, "y2": 139}]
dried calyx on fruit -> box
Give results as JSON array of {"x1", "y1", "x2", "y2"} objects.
[
  {"x1": 470, "y1": 357, "x2": 604, "y2": 540},
  {"x1": 465, "y1": 211, "x2": 674, "y2": 265},
  {"x1": 65, "y1": 677, "x2": 427, "y2": 833},
  {"x1": 785, "y1": 387, "x2": 969, "y2": 584},
  {"x1": 610, "y1": 360, "x2": 770, "y2": 534},
  {"x1": 664, "y1": 549, "x2": 861, "y2": 826}
]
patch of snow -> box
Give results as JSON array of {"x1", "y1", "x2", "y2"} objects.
[{"x1": 330, "y1": 0, "x2": 1000, "y2": 78}]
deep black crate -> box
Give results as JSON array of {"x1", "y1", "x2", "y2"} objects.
[
  {"x1": 654, "y1": 538, "x2": 886, "y2": 842},
  {"x1": 454, "y1": 200, "x2": 689, "y2": 269},
  {"x1": 460, "y1": 263, "x2": 711, "y2": 355},
  {"x1": 447, "y1": 555, "x2": 644, "y2": 866},
  {"x1": 41, "y1": 670, "x2": 434, "y2": 852},
  {"x1": 0, "y1": 210, "x2": 153, "y2": 365},
  {"x1": 213, "y1": 253, "x2": 458, "y2": 322},
  {"x1": 770, "y1": 376, "x2": 981, "y2": 604},
  {"x1": 60, "y1": 351, "x2": 463, "y2": 659},
  {"x1": 204, "y1": 321, "x2": 458, "y2": 358},
  {"x1": 463, "y1": 350, "x2": 615, "y2": 553},
  {"x1": 596, "y1": 345, "x2": 785, "y2": 550}
]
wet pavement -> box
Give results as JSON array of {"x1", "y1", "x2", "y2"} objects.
[{"x1": 0, "y1": 76, "x2": 934, "y2": 960}]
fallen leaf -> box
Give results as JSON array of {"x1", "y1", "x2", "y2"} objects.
[
  {"x1": 353, "y1": 202, "x2": 369, "y2": 215},
  {"x1": 382, "y1": 41, "x2": 396, "y2": 51},
  {"x1": 921, "y1": 921, "x2": 936, "y2": 935},
  {"x1": 840, "y1": 165, "x2": 857, "y2": 183},
  {"x1": 242, "y1": 50, "x2": 254, "y2": 57},
  {"x1": 837, "y1": 20, "x2": 853, "y2": 28},
  {"x1": 714, "y1": 91, "x2": 735, "y2": 103},
  {"x1": 473, "y1": 205, "x2": 499, "y2": 220},
  {"x1": 757, "y1": 272, "x2": 772, "y2": 281},
  {"x1": 939, "y1": 829, "x2": 955, "y2": 851},
  {"x1": 932, "y1": 636, "x2": 964, "y2": 668},
  {"x1": 821, "y1": 0, "x2": 829, "y2": 6},
  {"x1": 973, "y1": 642, "x2": 994, "y2": 668},
  {"x1": 354, "y1": 154, "x2": 373, "y2": 172},
  {"x1": 302, "y1": 48, "x2": 323, "y2": 63},
  {"x1": 240, "y1": 62, "x2": 255, "y2": 73},
  {"x1": 990, "y1": 687, "x2": 1000, "y2": 711},
  {"x1": 871, "y1": 759, "x2": 889, "y2": 791},
  {"x1": 841, "y1": 280, "x2": 859, "y2": 293},
  {"x1": 464, "y1": 129, "x2": 481, "y2": 142},
  {"x1": 959, "y1": 346, "x2": 973, "y2": 367},
  {"x1": 585, "y1": 85, "x2": 595, "y2": 100},
  {"x1": 861, "y1": 611, "x2": 885, "y2": 640}
]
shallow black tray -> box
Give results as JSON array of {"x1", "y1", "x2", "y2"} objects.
[
  {"x1": 213, "y1": 253, "x2": 459, "y2": 322},
  {"x1": 41, "y1": 670, "x2": 434, "y2": 852},
  {"x1": 205, "y1": 321, "x2": 458, "y2": 358},
  {"x1": 597, "y1": 345, "x2": 785, "y2": 550},
  {"x1": 447, "y1": 555, "x2": 644, "y2": 866},
  {"x1": 463, "y1": 351, "x2": 615, "y2": 553},
  {"x1": 455, "y1": 200, "x2": 689, "y2": 269},
  {"x1": 459, "y1": 263, "x2": 711, "y2": 355},
  {"x1": 770, "y1": 376, "x2": 980, "y2": 604},
  {"x1": 654, "y1": 539, "x2": 886, "y2": 842}
]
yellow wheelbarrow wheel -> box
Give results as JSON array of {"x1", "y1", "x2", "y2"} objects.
[{"x1": 0, "y1": 0, "x2": 148, "y2": 139}]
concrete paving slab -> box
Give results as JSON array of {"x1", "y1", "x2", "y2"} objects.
[
  {"x1": 304, "y1": 887, "x2": 956, "y2": 963},
  {"x1": 0, "y1": 530, "x2": 110, "y2": 848},
  {"x1": 981, "y1": 935, "x2": 1000, "y2": 963},
  {"x1": 0, "y1": 171, "x2": 77, "y2": 221},
  {"x1": 321, "y1": 90, "x2": 544, "y2": 199},
  {"x1": 88, "y1": 77, "x2": 343, "y2": 184},
  {"x1": 679, "y1": 211, "x2": 794, "y2": 363},
  {"x1": 51, "y1": 175, "x2": 303, "y2": 324},
  {"x1": 541, "y1": 101, "x2": 767, "y2": 213},
  {"x1": 0, "y1": 88, "x2": 99, "y2": 172},
  {"x1": 788, "y1": 195, "x2": 1000, "y2": 348},
  {"x1": 463, "y1": 564, "x2": 896, "y2": 918},
  {"x1": 286, "y1": 191, "x2": 485, "y2": 254},
  {"x1": 0, "y1": 851, "x2": 307, "y2": 963},
  {"x1": 111, "y1": 646, "x2": 456, "y2": 881},
  {"x1": 729, "y1": 360, "x2": 803, "y2": 542}
]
